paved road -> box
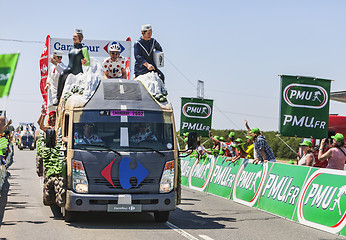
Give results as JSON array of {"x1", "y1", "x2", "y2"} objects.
[{"x1": 0, "y1": 148, "x2": 344, "y2": 240}]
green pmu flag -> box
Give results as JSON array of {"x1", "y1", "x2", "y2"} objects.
[
  {"x1": 180, "y1": 97, "x2": 213, "y2": 137},
  {"x1": 279, "y1": 75, "x2": 331, "y2": 139},
  {"x1": 0, "y1": 53, "x2": 20, "y2": 97}
]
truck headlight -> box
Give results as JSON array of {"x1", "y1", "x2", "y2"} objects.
[
  {"x1": 160, "y1": 160, "x2": 175, "y2": 193},
  {"x1": 72, "y1": 160, "x2": 88, "y2": 193}
]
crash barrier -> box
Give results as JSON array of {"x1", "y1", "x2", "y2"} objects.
[
  {"x1": 0, "y1": 143, "x2": 14, "y2": 192},
  {"x1": 181, "y1": 155, "x2": 346, "y2": 237}
]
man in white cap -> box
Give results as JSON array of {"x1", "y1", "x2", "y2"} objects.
[
  {"x1": 134, "y1": 24, "x2": 165, "y2": 82},
  {"x1": 102, "y1": 42, "x2": 126, "y2": 79},
  {"x1": 46, "y1": 50, "x2": 66, "y2": 109}
]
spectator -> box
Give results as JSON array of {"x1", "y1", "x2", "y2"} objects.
[
  {"x1": 234, "y1": 138, "x2": 247, "y2": 158},
  {"x1": 250, "y1": 127, "x2": 276, "y2": 164},
  {"x1": 0, "y1": 116, "x2": 12, "y2": 134},
  {"x1": 37, "y1": 105, "x2": 56, "y2": 132},
  {"x1": 196, "y1": 139, "x2": 212, "y2": 159},
  {"x1": 318, "y1": 133, "x2": 346, "y2": 170},
  {"x1": 55, "y1": 29, "x2": 90, "y2": 105},
  {"x1": 102, "y1": 42, "x2": 126, "y2": 79},
  {"x1": 134, "y1": 24, "x2": 165, "y2": 81},
  {"x1": 46, "y1": 50, "x2": 66, "y2": 109},
  {"x1": 297, "y1": 140, "x2": 315, "y2": 166}
]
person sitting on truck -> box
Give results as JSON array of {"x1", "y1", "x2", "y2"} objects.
[
  {"x1": 134, "y1": 24, "x2": 165, "y2": 82},
  {"x1": 318, "y1": 133, "x2": 346, "y2": 170},
  {"x1": 102, "y1": 42, "x2": 126, "y2": 79},
  {"x1": 54, "y1": 29, "x2": 90, "y2": 106},
  {"x1": 130, "y1": 122, "x2": 157, "y2": 143},
  {"x1": 74, "y1": 123, "x2": 103, "y2": 145},
  {"x1": 297, "y1": 140, "x2": 315, "y2": 166}
]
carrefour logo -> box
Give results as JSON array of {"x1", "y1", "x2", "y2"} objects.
[
  {"x1": 283, "y1": 84, "x2": 328, "y2": 109},
  {"x1": 101, "y1": 157, "x2": 149, "y2": 190},
  {"x1": 182, "y1": 102, "x2": 211, "y2": 119},
  {"x1": 297, "y1": 169, "x2": 346, "y2": 234}
]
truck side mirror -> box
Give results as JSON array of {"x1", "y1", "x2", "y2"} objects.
[
  {"x1": 188, "y1": 132, "x2": 197, "y2": 150},
  {"x1": 45, "y1": 129, "x2": 56, "y2": 148}
]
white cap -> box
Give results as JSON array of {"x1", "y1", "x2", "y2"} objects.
[
  {"x1": 53, "y1": 50, "x2": 63, "y2": 57},
  {"x1": 141, "y1": 24, "x2": 152, "y2": 31},
  {"x1": 75, "y1": 29, "x2": 83, "y2": 34}
]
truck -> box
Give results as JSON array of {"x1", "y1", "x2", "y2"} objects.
[{"x1": 44, "y1": 78, "x2": 181, "y2": 222}]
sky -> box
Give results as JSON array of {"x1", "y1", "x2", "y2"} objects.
[{"x1": 0, "y1": 0, "x2": 346, "y2": 132}]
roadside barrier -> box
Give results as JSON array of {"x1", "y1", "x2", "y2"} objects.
[{"x1": 181, "y1": 155, "x2": 346, "y2": 237}]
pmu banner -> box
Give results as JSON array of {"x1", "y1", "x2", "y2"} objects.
[
  {"x1": 188, "y1": 155, "x2": 216, "y2": 192},
  {"x1": 0, "y1": 53, "x2": 19, "y2": 97},
  {"x1": 258, "y1": 163, "x2": 311, "y2": 219},
  {"x1": 231, "y1": 160, "x2": 272, "y2": 207},
  {"x1": 180, "y1": 156, "x2": 196, "y2": 187},
  {"x1": 39, "y1": 35, "x2": 49, "y2": 105},
  {"x1": 180, "y1": 97, "x2": 213, "y2": 137},
  {"x1": 279, "y1": 75, "x2": 331, "y2": 139},
  {"x1": 295, "y1": 168, "x2": 346, "y2": 235},
  {"x1": 207, "y1": 157, "x2": 244, "y2": 199}
]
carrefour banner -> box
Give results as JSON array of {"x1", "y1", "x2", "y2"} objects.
[
  {"x1": 0, "y1": 53, "x2": 19, "y2": 97},
  {"x1": 180, "y1": 97, "x2": 213, "y2": 137},
  {"x1": 50, "y1": 38, "x2": 131, "y2": 58},
  {"x1": 279, "y1": 75, "x2": 331, "y2": 139}
]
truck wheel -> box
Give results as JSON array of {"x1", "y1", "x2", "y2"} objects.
[
  {"x1": 154, "y1": 211, "x2": 170, "y2": 223},
  {"x1": 62, "y1": 207, "x2": 76, "y2": 223}
]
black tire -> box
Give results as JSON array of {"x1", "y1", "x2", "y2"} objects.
[
  {"x1": 30, "y1": 148, "x2": 35, "y2": 150},
  {"x1": 154, "y1": 211, "x2": 170, "y2": 223},
  {"x1": 19, "y1": 147, "x2": 22, "y2": 150},
  {"x1": 62, "y1": 208, "x2": 76, "y2": 222}
]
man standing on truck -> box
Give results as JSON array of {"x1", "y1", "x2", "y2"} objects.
[
  {"x1": 134, "y1": 24, "x2": 165, "y2": 82},
  {"x1": 102, "y1": 42, "x2": 126, "y2": 79}
]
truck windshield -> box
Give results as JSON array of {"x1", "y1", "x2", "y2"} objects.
[{"x1": 73, "y1": 110, "x2": 174, "y2": 151}]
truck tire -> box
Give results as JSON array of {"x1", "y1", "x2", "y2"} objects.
[
  {"x1": 55, "y1": 177, "x2": 66, "y2": 207},
  {"x1": 154, "y1": 211, "x2": 170, "y2": 223},
  {"x1": 43, "y1": 176, "x2": 56, "y2": 206},
  {"x1": 36, "y1": 156, "x2": 43, "y2": 177},
  {"x1": 62, "y1": 207, "x2": 76, "y2": 223}
]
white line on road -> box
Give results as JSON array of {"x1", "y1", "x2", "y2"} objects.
[
  {"x1": 199, "y1": 235, "x2": 214, "y2": 240},
  {"x1": 166, "y1": 222, "x2": 199, "y2": 240},
  {"x1": 120, "y1": 84, "x2": 125, "y2": 94}
]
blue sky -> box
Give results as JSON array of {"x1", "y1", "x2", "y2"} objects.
[{"x1": 0, "y1": 0, "x2": 345, "y2": 131}]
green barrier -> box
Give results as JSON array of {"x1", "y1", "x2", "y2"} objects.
[
  {"x1": 258, "y1": 163, "x2": 311, "y2": 219},
  {"x1": 188, "y1": 155, "x2": 216, "y2": 192},
  {"x1": 206, "y1": 157, "x2": 244, "y2": 198},
  {"x1": 180, "y1": 156, "x2": 196, "y2": 187},
  {"x1": 294, "y1": 168, "x2": 346, "y2": 235},
  {"x1": 231, "y1": 160, "x2": 273, "y2": 207}
]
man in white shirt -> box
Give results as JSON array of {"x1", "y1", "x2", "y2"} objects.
[{"x1": 46, "y1": 50, "x2": 66, "y2": 109}]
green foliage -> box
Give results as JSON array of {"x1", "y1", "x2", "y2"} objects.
[{"x1": 177, "y1": 129, "x2": 301, "y2": 160}]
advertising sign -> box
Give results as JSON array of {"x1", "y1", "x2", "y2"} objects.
[
  {"x1": 258, "y1": 163, "x2": 311, "y2": 219},
  {"x1": 232, "y1": 160, "x2": 272, "y2": 207},
  {"x1": 188, "y1": 155, "x2": 216, "y2": 191},
  {"x1": 0, "y1": 53, "x2": 19, "y2": 98},
  {"x1": 39, "y1": 35, "x2": 49, "y2": 105},
  {"x1": 180, "y1": 156, "x2": 196, "y2": 187},
  {"x1": 279, "y1": 75, "x2": 331, "y2": 139},
  {"x1": 180, "y1": 97, "x2": 213, "y2": 137},
  {"x1": 50, "y1": 38, "x2": 131, "y2": 59},
  {"x1": 207, "y1": 157, "x2": 244, "y2": 198},
  {"x1": 295, "y1": 168, "x2": 346, "y2": 234}
]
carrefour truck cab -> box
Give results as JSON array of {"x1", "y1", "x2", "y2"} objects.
[{"x1": 58, "y1": 78, "x2": 179, "y2": 222}]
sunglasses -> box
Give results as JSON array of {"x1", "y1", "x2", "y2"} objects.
[
  {"x1": 56, "y1": 56, "x2": 62, "y2": 59},
  {"x1": 110, "y1": 52, "x2": 120, "y2": 55}
]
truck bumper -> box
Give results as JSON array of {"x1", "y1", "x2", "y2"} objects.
[{"x1": 65, "y1": 190, "x2": 176, "y2": 212}]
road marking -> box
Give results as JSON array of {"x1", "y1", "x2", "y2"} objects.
[
  {"x1": 166, "y1": 222, "x2": 199, "y2": 240},
  {"x1": 199, "y1": 235, "x2": 214, "y2": 240},
  {"x1": 120, "y1": 84, "x2": 125, "y2": 94}
]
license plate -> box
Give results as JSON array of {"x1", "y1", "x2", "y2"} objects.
[{"x1": 107, "y1": 204, "x2": 142, "y2": 213}]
